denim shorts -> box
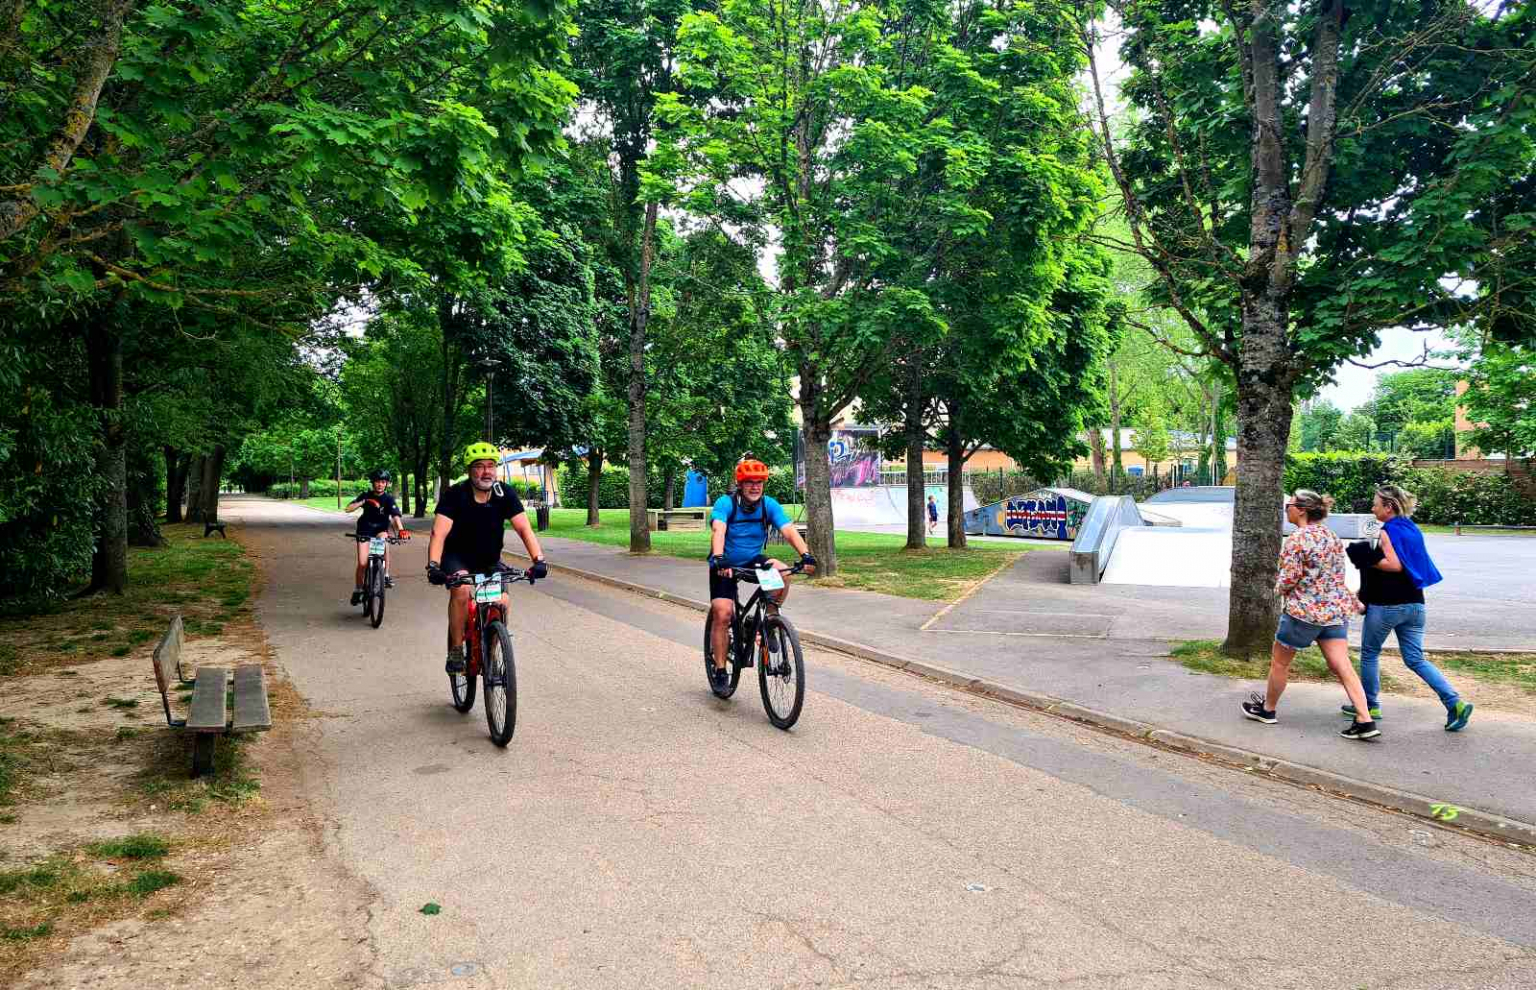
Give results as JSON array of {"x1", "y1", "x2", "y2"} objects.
[{"x1": 1275, "y1": 613, "x2": 1348, "y2": 650}]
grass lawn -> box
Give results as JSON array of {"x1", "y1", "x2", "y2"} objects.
[
  {"x1": 1171, "y1": 640, "x2": 1536, "y2": 696},
  {"x1": 545, "y1": 508, "x2": 1024, "y2": 601}
]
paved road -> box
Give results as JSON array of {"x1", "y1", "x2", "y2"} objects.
[{"x1": 234, "y1": 499, "x2": 1536, "y2": 989}]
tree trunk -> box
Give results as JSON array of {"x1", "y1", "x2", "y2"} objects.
[
  {"x1": 905, "y1": 369, "x2": 926, "y2": 550},
  {"x1": 397, "y1": 469, "x2": 411, "y2": 516},
  {"x1": 88, "y1": 321, "x2": 127, "y2": 594},
  {"x1": 799, "y1": 404, "x2": 837, "y2": 576},
  {"x1": 126, "y1": 440, "x2": 165, "y2": 547},
  {"x1": 586, "y1": 450, "x2": 604, "y2": 526},
  {"x1": 299, "y1": 477, "x2": 310, "y2": 499},
  {"x1": 437, "y1": 297, "x2": 462, "y2": 501},
  {"x1": 663, "y1": 468, "x2": 676, "y2": 511},
  {"x1": 186, "y1": 455, "x2": 205, "y2": 522},
  {"x1": 1088, "y1": 424, "x2": 1107, "y2": 491},
  {"x1": 1108, "y1": 364, "x2": 1124, "y2": 491},
  {"x1": 199, "y1": 445, "x2": 226, "y2": 522},
  {"x1": 415, "y1": 454, "x2": 431, "y2": 516},
  {"x1": 626, "y1": 202, "x2": 659, "y2": 554},
  {"x1": 164, "y1": 446, "x2": 186, "y2": 523},
  {"x1": 946, "y1": 425, "x2": 967, "y2": 550}
]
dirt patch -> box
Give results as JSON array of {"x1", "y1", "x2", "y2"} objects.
[{"x1": 0, "y1": 524, "x2": 380, "y2": 988}]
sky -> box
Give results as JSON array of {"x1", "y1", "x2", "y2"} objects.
[{"x1": 1314, "y1": 329, "x2": 1463, "y2": 412}]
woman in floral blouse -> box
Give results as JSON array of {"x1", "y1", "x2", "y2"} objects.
[{"x1": 1241, "y1": 490, "x2": 1381, "y2": 740}]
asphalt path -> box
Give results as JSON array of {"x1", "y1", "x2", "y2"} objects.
[{"x1": 234, "y1": 498, "x2": 1536, "y2": 990}]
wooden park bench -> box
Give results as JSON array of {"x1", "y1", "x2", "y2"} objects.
[
  {"x1": 766, "y1": 523, "x2": 809, "y2": 548},
  {"x1": 202, "y1": 519, "x2": 227, "y2": 538},
  {"x1": 150, "y1": 615, "x2": 271, "y2": 776},
  {"x1": 647, "y1": 508, "x2": 710, "y2": 532}
]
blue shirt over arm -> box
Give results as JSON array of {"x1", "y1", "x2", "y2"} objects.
[{"x1": 711, "y1": 495, "x2": 791, "y2": 567}]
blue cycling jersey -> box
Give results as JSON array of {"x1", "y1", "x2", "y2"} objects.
[{"x1": 710, "y1": 495, "x2": 790, "y2": 567}]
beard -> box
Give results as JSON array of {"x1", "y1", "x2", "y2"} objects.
[{"x1": 472, "y1": 474, "x2": 495, "y2": 492}]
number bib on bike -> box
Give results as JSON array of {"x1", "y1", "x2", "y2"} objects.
[
  {"x1": 755, "y1": 568, "x2": 784, "y2": 591},
  {"x1": 368, "y1": 537, "x2": 386, "y2": 557},
  {"x1": 474, "y1": 576, "x2": 502, "y2": 604}
]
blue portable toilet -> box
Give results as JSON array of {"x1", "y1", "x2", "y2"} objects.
[{"x1": 683, "y1": 470, "x2": 709, "y2": 507}]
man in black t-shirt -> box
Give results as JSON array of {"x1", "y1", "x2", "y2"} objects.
[
  {"x1": 344, "y1": 470, "x2": 408, "y2": 605},
  {"x1": 426, "y1": 442, "x2": 548, "y2": 674}
]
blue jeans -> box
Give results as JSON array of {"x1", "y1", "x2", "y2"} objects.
[{"x1": 1359, "y1": 604, "x2": 1459, "y2": 712}]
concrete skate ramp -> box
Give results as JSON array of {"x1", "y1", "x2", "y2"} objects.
[
  {"x1": 831, "y1": 485, "x2": 977, "y2": 527},
  {"x1": 1103, "y1": 525, "x2": 1364, "y2": 591},
  {"x1": 1102, "y1": 527, "x2": 1234, "y2": 588},
  {"x1": 1138, "y1": 501, "x2": 1233, "y2": 529}
]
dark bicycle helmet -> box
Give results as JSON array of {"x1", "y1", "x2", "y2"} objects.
[{"x1": 369, "y1": 469, "x2": 391, "y2": 482}]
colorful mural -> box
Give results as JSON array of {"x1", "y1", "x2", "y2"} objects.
[{"x1": 965, "y1": 487, "x2": 1093, "y2": 541}]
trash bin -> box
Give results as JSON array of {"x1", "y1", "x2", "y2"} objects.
[{"x1": 535, "y1": 505, "x2": 550, "y2": 531}]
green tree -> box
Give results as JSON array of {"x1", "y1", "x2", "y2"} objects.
[
  {"x1": 570, "y1": 0, "x2": 695, "y2": 552},
  {"x1": 1458, "y1": 338, "x2": 1536, "y2": 460},
  {"x1": 1134, "y1": 404, "x2": 1171, "y2": 476},
  {"x1": 1084, "y1": 1, "x2": 1536, "y2": 653},
  {"x1": 653, "y1": 0, "x2": 1103, "y2": 573},
  {"x1": 1336, "y1": 411, "x2": 1378, "y2": 453},
  {"x1": 1297, "y1": 401, "x2": 1344, "y2": 453}
]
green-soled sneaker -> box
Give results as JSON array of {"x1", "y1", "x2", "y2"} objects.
[
  {"x1": 1446, "y1": 701, "x2": 1474, "y2": 732},
  {"x1": 1341, "y1": 704, "x2": 1382, "y2": 720}
]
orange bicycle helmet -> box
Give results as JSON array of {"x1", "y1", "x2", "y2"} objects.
[{"x1": 735, "y1": 458, "x2": 770, "y2": 482}]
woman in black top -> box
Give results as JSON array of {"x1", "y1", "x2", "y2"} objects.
[{"x1": 1346, "y1": 485, "x2": 1471, "y2": 731}]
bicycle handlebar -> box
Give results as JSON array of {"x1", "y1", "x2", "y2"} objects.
[
  {"x1": 442, "y1": 562, "x2": 529, "y2": 589},
  {"x1": 712, "y1": 561, "x2": 809, "y2": 582},
  {"x1": 342, "y1": 533, "x2": 409, "y2": 544}
]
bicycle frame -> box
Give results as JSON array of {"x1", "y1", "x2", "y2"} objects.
[
  {"x1": 447, "y1": 567, "x2": 524, "y2": 677},
  {"x1": 725, "y1": 564, "x2": 804, "y2": 666}
]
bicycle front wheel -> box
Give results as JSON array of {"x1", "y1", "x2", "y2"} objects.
[
  {"x1": 758, "y1": 614, "x2": 805, "y2": 730},
  {"x1": 483, "y1": 621, "x2": 517, "y2": 746},
  {"x1": 369, "y1": 559, "x2": 386, "y2": 628},
  {"x1": 703, "y1": 610, "x2": 741, "y2": 699},
  {"x1": 449, "y1": 636, "x2": 475, "y2": 713}
]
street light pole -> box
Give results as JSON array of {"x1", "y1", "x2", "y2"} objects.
[{"x1": 336, "y1": 427, "x2": 343, "y2": 510}]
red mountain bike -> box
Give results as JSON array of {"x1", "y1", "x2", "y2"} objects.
[{"x1": 443, "y1": 563, "x2": 527, "y2": 747}]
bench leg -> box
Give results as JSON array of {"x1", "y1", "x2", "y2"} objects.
[{"x1": 192, "y1": 734, "x2": 217, "y2": 777}]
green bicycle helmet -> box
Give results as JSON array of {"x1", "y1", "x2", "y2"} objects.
[{"x1": 463, "y1": 441, "x2": 501, "y2": 468}]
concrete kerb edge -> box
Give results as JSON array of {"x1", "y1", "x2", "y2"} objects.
[{"x1": 509, "y1": 549, "x2": 1536, "y2": 846}]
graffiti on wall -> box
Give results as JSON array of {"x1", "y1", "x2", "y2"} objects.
[
  {"x1": 826, "y1": 428, "x2": 882, "y2": 488},
  {"x1": 1000, "y1": 489, "x2": 1087, "y2": 540}
]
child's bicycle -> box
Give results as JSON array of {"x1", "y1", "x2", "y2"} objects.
[
  {"x1": 343, "y1": 533, "x2": 408, "y2": 629},
  {"x1": 704, "y1": 561, "x2": 807, "y2": 729},
  {"x1": 443, "y1": 563, "x2": 528, "y2": 747}
]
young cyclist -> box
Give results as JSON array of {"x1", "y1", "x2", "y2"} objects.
[
  {"x1": 345, "y1": 469, "x2": 408, "y2": 604},
  {"x1": 706, "y1": 458, "x2": 815, "y2": 688}
]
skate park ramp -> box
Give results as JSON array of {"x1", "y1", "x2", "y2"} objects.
[{"x1": 831, "y1": 485, "x2": 978, "y2": 527}]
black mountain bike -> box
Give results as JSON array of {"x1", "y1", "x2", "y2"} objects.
[
  {"x1": 704, "y1": 562, "x2": 807, "y2": 730},
  {"x1": 443, "y1": 563, "x2": 528, "y2": 747},
  {"x1": 344, "y1": 533, "x2": 407, "y2": 629}
]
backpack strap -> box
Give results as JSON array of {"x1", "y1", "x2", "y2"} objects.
[{"x1": 727, "y1": 493, "x2": 772, "y2": 542}]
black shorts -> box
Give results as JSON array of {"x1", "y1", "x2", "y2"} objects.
[
  {"x1": 356, "y1": 521, "x2": 390, "y2": 538},
  {"x1": 708, "y1": 554, "x2": 770, "y2": 601},
  {"x1": 441, "y1": 551, "x2": 501, "y2": 578}
]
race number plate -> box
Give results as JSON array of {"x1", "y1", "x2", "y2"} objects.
[
  {"x1": 474, "y1": 577, "x2": 501, "y2": 604},
  {"x1": 755, "y1": 568, "x2": 785, "y2": 592},
  {"x1": 368, "y1": 537, "x2": 386, "y2": 557}
]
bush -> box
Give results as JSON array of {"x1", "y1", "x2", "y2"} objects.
[
  {"x1": 1284, "y1": 452, "x2": 1536, "y2": 525},
  {"x1": 558, "y1": 463, "x2": 798, "y2": 510},
  {"x1": 267, "y1": 479, "x2": 367, "y2": 500}
]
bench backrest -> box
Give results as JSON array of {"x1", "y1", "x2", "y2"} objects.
[{"x1": 151, "y1": 615, "x2": 184, "y2": 726}]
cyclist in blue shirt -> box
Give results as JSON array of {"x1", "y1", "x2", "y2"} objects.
[{"x1": 706, "y1": 458, "x2": 815, "y2": 686}]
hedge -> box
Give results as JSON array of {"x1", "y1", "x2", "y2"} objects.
[
  {"x1": 558, "y1": 464, "x2": 799, "y2": 510},
  {"x1": 267, "y1": 479, "x2": 368, "y2": 500},
  {"x1": 1283, "y1": 453, "x2": 1536, "y2": 526}
]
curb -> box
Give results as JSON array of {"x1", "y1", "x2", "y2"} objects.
[{"x1": 507, "y1": 549, "x2": 1536, "y2": 846}]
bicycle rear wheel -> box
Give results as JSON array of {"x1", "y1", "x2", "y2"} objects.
[
  {"x1": 448, "y1": 635, "x2": 475, "y2": 713},
  {"x1": 483, "y1": 620, "x2": 517, "y2": 746},
  {"x1": 369, "y1": 559, "x2": 386, "y2": 628},
  {"x1": 703, "y1": 610, "x2": 741, "y2": 699},
  {"x1": 758, "y1": 614, "x2": 805, "y2": 730}
]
